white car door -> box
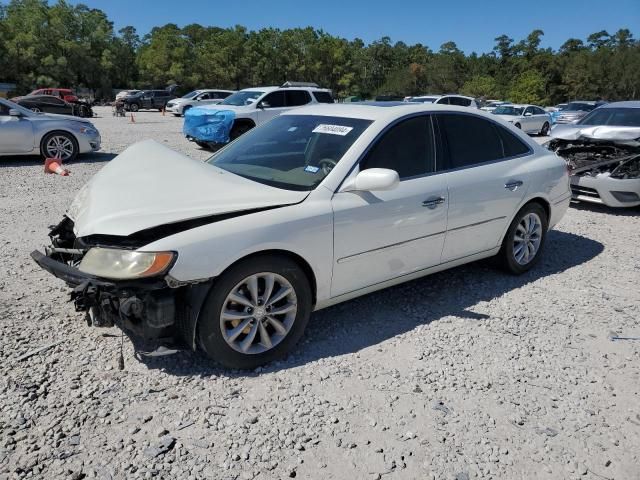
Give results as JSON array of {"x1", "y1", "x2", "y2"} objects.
[
  {"x1": 256, "y1": 91, "x2": 289, "y2": 125},
  {"x1": 522, "y1": 106, "x2": 537, "y2": 133},
  {"x1": 331, "y1": 115, "x2": 448, "y2": 297},
  {"x1": 0, "y1": 106, "x2": 34, "y2": 154},
  {"x1": 436, "y1": 113, "x2": 532, "y2": 262}
]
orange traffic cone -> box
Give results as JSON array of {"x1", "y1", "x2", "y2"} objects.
[
  {"x1": 130, "y1": 112, "x2": 135, "y2": 123},
  {"x1": 44, "y1": 158, "x2": 70, "y2": 176}
]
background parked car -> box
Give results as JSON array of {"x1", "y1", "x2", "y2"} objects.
[
  {"x1": 14, "y1": 95, "x2": 93, "y2": 118},
  {"x1": 548, "y1": 101, "x2": 640, "y2": 208},
  {"x1": 165, "y1": 89, "x2": 235, "y2": 116},
  {"x1": 115, "y1": 89, "x2": 140, "y2": 101},
  {"x1": 405, "y1": 94, "x2": 478, "y2": 108},
  {"x1": 554, "y1": 100, "x2": 605, "y2": 124},
  {"x1": 28, "y1": 88, "x2": 78, "y2": 103},
  {"x1": 0, "y1": 97, "x2": 100, "y2": 161},
  {"x1": 492, "y1": 104, "x2": 551, "y2": 135},
  {"x1": 480, "y1": 100, "x2": 508, "y2": 112},
  {"x1": 123, "y1": 89, "x2": 176, "y2": 112}
]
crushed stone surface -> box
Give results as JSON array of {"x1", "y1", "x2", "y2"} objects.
[{"x1": 1, "y1": 107, "x2": 639, "y2": 479}]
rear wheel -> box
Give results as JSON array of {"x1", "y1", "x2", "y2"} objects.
[
  {"x1": 197, "y1": 255, "x2": 312, "y2": 369},
  {"x1": 540, "y1": 122, "x2": 550, "y2": 136},
  {"x1": 498, "y1": 203, "x2": 548, "y2": 274},
  {"x1": 40, "y1": 131, "x2": 79, "y2": 162}
]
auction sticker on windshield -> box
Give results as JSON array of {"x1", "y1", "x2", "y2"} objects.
[{"x1": 312, "y1": 124, "x2": 354, "y2": 136}]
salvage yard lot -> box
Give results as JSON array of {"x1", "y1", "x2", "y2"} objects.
[{"x1": 0, "y1": 107, "x2": 639, "y2": 479}]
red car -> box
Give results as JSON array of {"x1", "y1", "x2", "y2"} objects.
[{"x1": 29, "y1": 88, "x2": 78, "y2": 103}]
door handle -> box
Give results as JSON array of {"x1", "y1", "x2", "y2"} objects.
[
  {"x1": 505, "y1": 180, "x2": 523, "y2": 191},
  {"x1": 422, "y1": 196, "x2": 446, "y2": 208}
]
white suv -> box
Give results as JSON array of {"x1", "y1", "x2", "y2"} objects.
[
  {"x1": 186, "y1": 82, "x2": 334, "y2": 147},
  {"x1": 406, "y1": 94, "x2": 478, "y2": 108}
]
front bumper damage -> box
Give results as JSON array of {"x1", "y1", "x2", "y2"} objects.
[
  {"x1": 548, "y1": 137, "x2": 640, "y2": 207},
  {"x1": 31, "y1": 217, "x2": 211, "y2": 348}
]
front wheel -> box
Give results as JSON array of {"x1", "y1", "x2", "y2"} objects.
[
  {"x1": 40, "y1": 131, "x2": 79, "y2": 162},
  {"x1": 129, "y1": 103, "x2": 139, "y2": 112},
  {"x1": 498, "y1": 203, "x2": 548, "y2": 274},
  {"x1": 197, "y1": 255, "x2": 312, "y2": 369},
  {"x1": 31, "y1": 107, "x2": 42, "y2": 113}
]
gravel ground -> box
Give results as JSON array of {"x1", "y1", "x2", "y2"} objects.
[{"x1": 1, "y1": 106, "x2": 639, "y2": 480}]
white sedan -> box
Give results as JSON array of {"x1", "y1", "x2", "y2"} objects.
[
  {"x1": 493, "y1": 104, "x2": 552, "y2": 135},
  {"x1": 32, "y1": 103, "x2": 571, "y2": 368}
]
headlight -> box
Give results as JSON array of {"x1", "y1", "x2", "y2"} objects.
[
  {"x1": 79, "y1": 248, "x2": 175, "y2": 279},
  {"x1": 75, "y1": 125, "x2": 97, "y2": 135}
]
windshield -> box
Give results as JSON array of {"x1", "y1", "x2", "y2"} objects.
[
  {"x1": 494, "y1": 105, "x2": 523, "y2": 116},
  {"x1": 208, "y1": 115, "x2": 372, "y2": 191},
  {"x1": 409, "y1": 97, "x2": 437, "y2": 103},
  {"x1": 565, "y1": 102, "x2": 596, "y2": 112},
  {"x1": 182, "y1": 91, "x2": 200, "y2": 99},
  {"x1": 221, "y1": 90, "x2": 264, "y2": 106},
  {"x1": 579, "y1": 108, "x2": 640, "y2": 127}
]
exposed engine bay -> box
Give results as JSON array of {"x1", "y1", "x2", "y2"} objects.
[{"x1": 547, "y1": 138, "x2": 640, "y2": 179}]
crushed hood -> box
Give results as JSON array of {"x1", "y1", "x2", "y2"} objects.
[
  {"x1": 68, "y1": 140, "x2": 308, "y2": 237},
  {"x1": 550, "y1": 125, "x2": 640, "y2": 145}
]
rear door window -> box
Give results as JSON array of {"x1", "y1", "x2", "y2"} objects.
[
  {"x1": 438, "y1": 113, "x2": 504, "y2": 169},
  {"x1": 285, "y1": 90, "x2": 312, "y2": 106},
  {"x1": 360, "y1": 116, "x2": 434, "y2": 179}
]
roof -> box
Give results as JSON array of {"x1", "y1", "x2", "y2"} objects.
[
  {"x1": 283, "y1": 102, "x2": 506, "y2": 122},
  {"x1": 600, "y1": 101, "x2": 640, "y2": 109},
  {"x1": 239, "y1": 85, "x2": 332, "y2": 93}
]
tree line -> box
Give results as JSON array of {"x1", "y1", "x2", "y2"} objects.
[{"x1": 1, "y1": 0, "x2": 638, "y2": 105}]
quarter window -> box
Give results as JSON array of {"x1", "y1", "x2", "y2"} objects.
[
  {"x1": 360, "y1": 116, "x2": 434, "y2": 179},
  {"x1": 438, "y1": 114, "x2": 504, "y2": 168},
  {"x1": 313, "y1": 91, "x2": 334, "y2": 103},
  {"x1": 495, "y1": 125, "x2": 530, "y2": 157}
]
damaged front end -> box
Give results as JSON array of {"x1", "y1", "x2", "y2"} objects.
[
  {"x1": 547, "y1": 136, "x2": 640, "y2": 207},
  {"x1": 31, "y1": 216, "x2": 210, "y2": 347}
]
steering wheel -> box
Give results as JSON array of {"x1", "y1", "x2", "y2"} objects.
[{"x1": 317, "y1": 158, "x2": 337, "y2": 174}]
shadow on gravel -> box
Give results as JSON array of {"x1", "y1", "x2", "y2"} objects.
[
  {"x1": 132, "y1": 230, "x2": 604, "y2": 377},
  {"x1": 0, "y1": 152, "x2": 117, "y2": 167},
  {"x1": 570, "y1": 201, "x2": 640, "y2": 217}
]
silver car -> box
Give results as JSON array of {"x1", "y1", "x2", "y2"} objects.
[
  {"x1": 0, "y1": 98, "x2": 100, "y2": 161},
  {"x1": 165, "y1": 89, "x2": 235, "y2": 116}
]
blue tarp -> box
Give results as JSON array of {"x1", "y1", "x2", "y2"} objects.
[{"x1": 183, "y1": 108, "x2": 235, "y2": 143}]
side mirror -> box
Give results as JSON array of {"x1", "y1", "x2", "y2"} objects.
[
  {"x1": 340, "y1": 168, "x2": 400, "y2": 192},
  {"x1": 524, "y1": 112, "x2": 533, "y2": 116},
  {"x1": 9, "y1": 109, "x2": 22, "y2": 117},
  {"x1": 257, "y1": 101, "x2": 269, "y2": 109}
]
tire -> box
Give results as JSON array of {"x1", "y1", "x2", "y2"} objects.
[
  {"x1": 197, "y1": 255, "x2": 312, "y2": 369},
  {"x1": 230, "y1": 122, "x2": 253, "y2": 141},
  {"x1": 40, "y1": 131, "x2": 79, "y2": 162},
  {"x1": 540, "y1": 122, "x2": 550, "y2": 136},
  {"x1": 514, "y1": 122, "x2": 521, "y2": 129},
  {"x1": 129, "y1": 103, "x2": 139, "y2": 112},
  {"x1": 498, "y1": 203, "x2": 548, "y2": 274},
  {"x1": 31, "y1": 107, "x2": 42, "y2": 113},
  {"x1": 195, "y1": 140, "x2": 211, "y2": 149}
]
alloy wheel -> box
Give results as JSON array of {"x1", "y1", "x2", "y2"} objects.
[
  {"x1": 219, "y1": 272, "x2": 297, "y2": 355},
  {"x1": 513, "y1": 212, "x2": 542, "y2": 265},
  {"x1": 45, "y1": 135, "x2": 75, "y2": 160}
]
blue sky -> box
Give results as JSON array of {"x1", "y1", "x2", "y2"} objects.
[{"x1": 65, "y1": 0, "x2": 638, "y2": 53}]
